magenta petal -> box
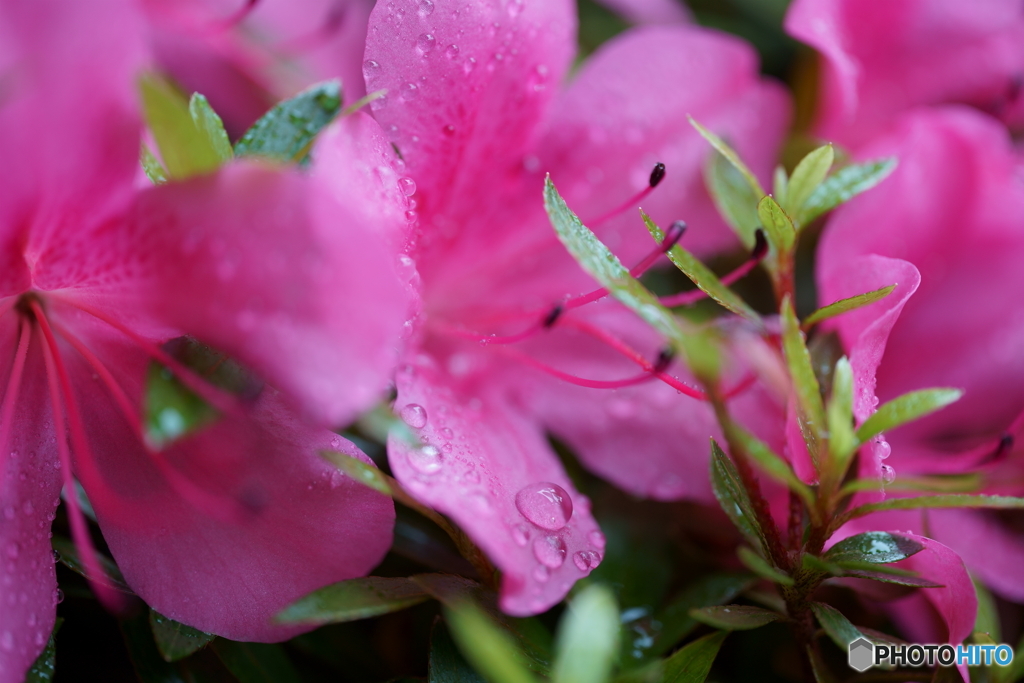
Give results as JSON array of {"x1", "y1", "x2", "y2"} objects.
[
  {"x1": 542, "y1": 24, "x2": 790, "y2": 257},
  {"x1": 928, "y1": 509, "x2": 1024, "y2": 603},
  {"x1": 387, "y1": 357, "x2": 604, "y2": 616},
  {"x1": 592, "y1": 0, "x2": 690, "y2": 24},
  {"x1": 0, "y1": 335, "x2": 61, "y2": 683},
  {"x1": 362, "y1": 0, "x2": 576, "y2": 226}
]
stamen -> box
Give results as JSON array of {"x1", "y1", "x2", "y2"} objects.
[
  {"x1": 982, "y1": 432, "x2": 1015, "y2": 464},
  {"x1": 0, "y1": 319, "x2": 32, "y2": 484},
  {"x1": 496, "y1": 346, "x2": 670, "y2": 389},
  {"x1": 660, "y1": 229, "x2": 768, "y2": 308},
  {"x1": 584, "y1": 162, "x2": 666, "y2": 228},
  {"x1": 542, "y1": 304, "x2": 564, "y2": 329},
  {"x1": 34, "y1": 303, "x2": 126, "y2": 613}
]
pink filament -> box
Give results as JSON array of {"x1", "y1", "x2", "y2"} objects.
[
  {"x1": 495, "y1": 345, "x2": 666, "y2": 390},
  {"x1": 659, "y1": 255, "x2": 762, "y2": 308},
  {"x1": 584, "y1": 185, "x2": 657, "y2": 228},
  {"x1": 0, "y1": 319, "x2": 33, "y2": 484}
]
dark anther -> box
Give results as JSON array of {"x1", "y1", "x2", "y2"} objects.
[
  {"x1": 995, "y1": 432, "x2": 1015, "y2": 460},
  {"x1": 661, "y1": 220, "x2": 687, "y2": 252},
  {"x1": 542, "y1": 303, "x2": 564, "y2": 329},
  {"x1": 649, "y1": 162, "x2": 666, "y2": 188},
  {"x1": 751, "y1": 229, "x2": 769, "y2": 260},
  {"x1": 652, "y1": 348, "x2": 675, "y2": 374}
]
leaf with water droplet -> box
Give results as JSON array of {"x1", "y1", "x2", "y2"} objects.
[
  {"x1": 824, "y1": 531, "x2": 924, "y2": 565},
  {"x1": 234, "y1": 81, "x2": 342, "y2": 164},
  {"x1": 688, "y1": 605, "x2": 781, "y2": 631},
  {"x1": 149, "y1": 610, "x2": 215, "y2": 662},
  {"x1": 140, "y1": 144, "x2": 167, "y2": 185},
  {"x1": 710, "y1": 439, "x2": 768, "y2": 555},
  {"x1": 24, "y1": 618, "x2": 62, "y2": 683},
  {"x1": 756, "y1": 195, "x2": 795, "y2": 253},
  {"x1": 275, "y1": 576, "x2": 431, "y2": 625}
]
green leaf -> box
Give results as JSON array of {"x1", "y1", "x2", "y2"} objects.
[
  {"x1": 648, "y1": 573, "x2": 753, "y2": 658},
  {"x1": 431, "y1": 620, "x2": 487, "y2": 683},
  {"x1": 810, "y1": 602, "x2": 863, "y2": 650},
  {"x1": 824, "y1": 532, "x2": 925, "y2": 565},
  {"x1": 706, "y1": 151, "x2": 762, "y2": 248},
  {"x1": 52, "y1": 536, "x2": 132, "y2": 594},
  {"x1": 781, "y1": 296, "x2": 827, "y2": 466},
  {"x1": 544, "y1": 177, "x2": 691, "y2": 358},
  {"x1": 140, "y1": 144, "x2": 168, "y2": 185},
  {"x1": 642, "y1": 210, "x2": 761, "y2": 323},
  {"x1": 149, "y1": 610, "x2": 215, "y2": 662},
  {"x1": 729, "y1": 425, "x2": 816, "y2": 511},
  {"x1": 856, "y1": 388, "x2": 963, "y2": 443},
  {"x1": 234, "y1": 80, "x2": 342, "y2": 163},
  {"x1": 445, "y1": 600, "x2": 539, "y2": 683},
  {"x1": 772, "y1": 165, "x2": 789, "y2": 209},
  {"x1": 662, "y1": 631, "x2": 728, "y2": 683},
  {"x1": 756, "y1": 195, "x2": 795, "y2": 251},
  {"x1": 139, "y1": 74, "x2": 230, "y2": 179},
  {"x1": 688, "y1": 117, "x2": 765, "y2": 197},
  {"x1": 710, "y1": 440, "x2": 767, "y2": 553},
  {"x1": 839, "y1": 473, "x2": 983, "y2": 495},
  {"x1": 785, "y1": 144, "x2": 834, "y2": 222},
  {"x1": 689, "y1": 605, "x2": 781, "y2": 631},
  {"x1": 25, "y1": 618, "x2": 61, "y2": 683},
  {"x1": 825, "y1": 357, "x2": 856, "y2": 482},
  {"x1": 121, "y1": 613, "x2": 188, "y2": 683},
  {"x1": 847, "y1": 495, "x2": 1024, "y2": 521},
  {"x1": 211, "y1": 640, "x2": 302, "y2": 683},
  {"x1": 188, "y1": 93, "x2": 233, "y2": 164},
  {"x1": 841, "y1": 569, "x2": 943, "y2": 588},
  {"x1": 736, "y1": 546, "x2": 793, "y2": 586},
  {"x1": 995, "y1": 633, "x2": 1024, "y2": 683},
  {"x1": 275, "y1": 576, "x2": 430, "y2": 625},
  {"x1": 803, "y1": 285, "x2": 896, "y2": 329},
  {"x1": 974, "y1": 577, "x2": 1001, "y2": 642},
  {"x1": 802, "y1": 158, "x2": 897, "y2": 225},
  {"x1": 320, "y1": 449, "x2": 393, "y2": 497},
  {"x1": 552, "y1": 584, "x2": 619, "y2": 683}
]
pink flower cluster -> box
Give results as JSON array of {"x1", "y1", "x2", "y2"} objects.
[{"x1": 1, "y1": 0, "x2": 1021, "y2": 679}]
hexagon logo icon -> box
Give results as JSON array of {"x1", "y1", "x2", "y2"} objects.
[{"x1": 848, "y1": 637, "x2": 874, "y2": 672}]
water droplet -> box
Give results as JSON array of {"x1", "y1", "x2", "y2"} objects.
[
  {"x1": 52, "y1": 550, "x2": 60, "y2": 563},
  {"x1": 573, "y1": 550, "x2": 601, "y2": 572},
  {"x1": 398, "y1": 177, "x2": 417, "y2": 196},
  {"x1": 533, "y1": 535, "x2": 566, "y2": 568},
  {"x1": 881, "y1": 464, "x2": 896, "y2": 484},
  {"x1": 876, "y1": 439, "x2": 892, "y2": 460},
  {"x1": 440, "y1": 427, "x2": 454, "y2": 440},
  {"x1": 408, "y1": 444, "x2": 442, "y2": 474},
  {"x1": 364, "y1": 59, "x2": 380, "y2": 72},
  {"x1": 511, "y1": 524, "x2": 530, "y2": 546},
  {"x1": 400, "y1": 403, "x2": 428, "y2": 428},
  {"x1": 468, "y1": 494, "x2": 493, "y2": 515},
  {"x1": 441, "y1": 442, "x2": 453, "y2": 453},
  {"x1": 329, "y1": 436, "x2": 342, "y2": 449},
  {"x1": 329, "y1": 470, "x2": 344, "y2": 489},
  {"x1": 532, "y1": 565, "x2": 549, "y2": 582},
  {"x1": 515, "y1": 482, "x2": 573, "y2": 530},
  {"x1": 588, "y1": 530, "x2": 606, "y2": 550},
  {"x1": 405, "y1": 210, "x2": 418, "y2": 223},
  {"x1": 401, "y1": 82, "x2": 419, "y2": 101},
  {"x1": 527, "y1": 63, "x2": 549, "y2": 91},
  {"x1": 53, "y1": 588, "x2": 64, "y2": 605},
  {"x1": 445, "y1": 44, "x2": 460, "y2": 59},
  {"x1": 442, "y1": 124, "x2": 456, "y2": 136},
  {"x1": 416, "y1": 33, "x2": 436, "y2": 55},
  {"x1": 463, "y1": 57, "x2": 477, "y2": 74},
  {"x1": 417, "y1": 0, "x2": 434, "y2": 16}
]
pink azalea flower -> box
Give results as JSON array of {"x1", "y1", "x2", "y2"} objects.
[
  {"x1": 785, "y1": 0, "x2": 1024, "y2": 147},
  {"x1": 142, "y1": 0, "x2": 375, "y2": 136},
  {"x1": 361, "y1": 0, "x2": 789, "y2": 614},
  {"x1": 0, "y1": 0, "x2": 410, "y2": 678},
  {"x1": 817, "y1": 107, "x2": 1024, "y2": 602}
]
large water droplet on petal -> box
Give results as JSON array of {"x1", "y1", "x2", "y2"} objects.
[
  {"x1": 400, "y1": 403, "x2": 428, "y2": 428},
  {"x1": 880, "y1": 464, "x2": 896, "y2": 484},
  {"x1": 416, "y1": 33, "x2": 436, "y2": 55},
  {"x1": 533, "y1": 535, "x2": 566, "y2": 568},
  {"x1": 515, "y1": 482, "x2": 573, "y2": 530},
  {"x1": 401, "y1": 82, "x2": 419, "y2": 101},
  {"x1": 417, "y1": 0, "x2": 434, "y2": 16},
  {"x1": 573, "y1": 550, "x2": 601, "y2": 572},
  {"x1": 408, "y1": 444, "x2": 442, "y2": 474},
  {"x1": 398, "y1": 176, "x2": 417, "y2": 196}
]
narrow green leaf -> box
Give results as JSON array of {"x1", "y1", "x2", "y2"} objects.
[
  {"x1": 24, "y1": 618, "x2": 61, "y2": 683},
  {"x1": 706, "y1": 151, "x2": 761, "y2": 248},
  {"x1": 642, "y1": 211, "x2": 760, "y2": 322},
  {"x1": 275, "y1": 576, "x2": 430, "y2": 625},
  {"x1": 431, "y1": 620, "x2": 487, "y2": 683},
  {"x1": 234, "y1": 80, "x2": 342, "y2": 163},
  {"x1": 149, "y1": 610, "x2": 215, "y2": 662},
  {"x1": 662, "y1": 631, "x2": 728, "y2": 683},
  {"x1": 842, "y1": 569, "x2": 943, "y2": 588},
  {"x1": 689, "y1": 605, "x2": 781, "y2": 631},
  {"x1": 121, "y1": 613, "x2": 187, "y2": 683},
  {"x1": 649, "y1": 573, "x2": 753, "y2": 658},
  {"x1": 804, "y1": 285, "x2": 896, "y2": 329},
  {"x1": 856, "y1": 388, "x2": 963, "y2": 443},
  {"x1": 756, "y1": 195, "x2": 795, "y2": 251},
  {"x1": 140, "y1": 144, "x2": 167, "y2": 185},
  {"x1": 810, "y1": 602, "x2": 863, "y2": 650},
  {"x1": 785, "y1": 144, "x2": 834, "y2": 221},
  {"x1": 445, "y1": 600, "x2": 539, "y2": 683},
  {"x1": 802, "y1": 158, "x2": 897, "y2": 225},
  {"x1": 846, "y1": 494, "x2": 1024, "y2": 521},
  {"x1": 320, "y1": 449, "x2": 393, "y2": 496},
  {"x1": 974, "y1": 577, "x2": 1001, "y2": 642},
  {"x1": 729, "y1": 425, "x2": 816, "y2": 510},
  {"x1": 781, "y1": 296, "x2": 828, "y2": 466},
  {"x1": 825, "y1": 357, "x2": 856, "y2": 481},
  {"x1": 188, "y1": 93, "x2": 233, "y2": 163},
  {"x1": 824, "y1": 532, "x2": 925, "y2": 565},
  {"x1": 139, "y1": 74, "x2": 227, "y2": 179},
  {"x1": 772, "y1": 165, "x2": 788, "y2": 209},
  {"x1": 839, "y1": 473, "x2": 983, "y2": 496},
  {"x1": 736, "y1": 546, "x2": 793, "y2": 586},
  {"x1": 544, "y1": 177, "x2": 690, "y2": 356},
  {"x1": 552, "y1": 584, "x2": 619, "y2": 683},
  {"x1": 802, "y1": 553, "x2": 938, "y2": 586},
  {"x1": 211, "y1": 640, "x2": 302, "y2": 683},
  {"x1": 688, "y1": 117, "x2": 765, "y2": 197},
  {"x1": 710, "y1": 439, "x2": 767, "y2": 553}
]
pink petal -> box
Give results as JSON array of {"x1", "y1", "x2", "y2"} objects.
[
  {"x1": 54, "y1": 318, "x2": 395, "y2": 641},
  {"x1": 541, "y1": 24, "x2": 791, "y2": 257},
  {"x1": 785, "y1": 0, "x2": 1024, "y2": 146},
  {"x1": 0, "y1": 328, "x2": 61, "y2": 683},
  {"x1": 591, "y1": 0, "x2": 691, "y2": 24},
  {"x1": 362, "y1": 0, "x2": 577, "y2": 234},
  {"x1": 387, "y1": 355, "x2": 605, "y2": 616},
  {"x1": 0, "y1": 0, "x2": 145, "y2": 298},
  {"x1": 817, "y1": 109, "x2": 1024, "y2": 475},
  {"x1": 43, "y1": 162, "x2": 411, "y2": 427}
]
